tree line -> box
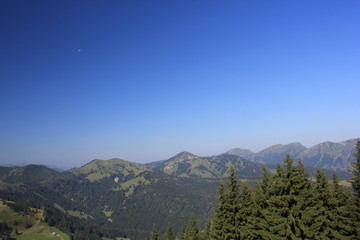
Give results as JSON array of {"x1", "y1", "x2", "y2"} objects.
[{"x1": 151, "y1": 140, "x2": 360, "y2": 240}]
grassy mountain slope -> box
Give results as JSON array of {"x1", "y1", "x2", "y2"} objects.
[
  {"x1": 149, "y1": 152, "x2": 263, "y2": 179},
  {"x1": 68, "y1": 158, "x2": 164, "y2": 195},
  {"x1": 0, "y1": 199, "x2": 70, "y2": 240},
  {"x1": 62, "y1": 157, "x2": 221, "y2": 237},
  {"x1": 147, "y1": 151, "x2": 200, "y2": 168},
  {"x1": 69, "y1": 158, "x2": 151, "y2": 180}
]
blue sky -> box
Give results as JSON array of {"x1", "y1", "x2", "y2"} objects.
[{"x1": 1, "y1": 0, "x2": 359, "y2": 169}]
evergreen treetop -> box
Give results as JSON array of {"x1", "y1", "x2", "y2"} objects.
[
  {"x1": 163, "y1": 224, "x2": 175, "y2": 240},
  {"x1": 151, "y1": 224, "x2": 160, "y2": 240}
]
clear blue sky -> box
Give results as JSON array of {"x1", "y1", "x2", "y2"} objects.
[{"x1": 1, "y1": 0, "x2": 359, "y2": 169}]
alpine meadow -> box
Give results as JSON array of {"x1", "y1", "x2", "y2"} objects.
[{"x1": 1, "y1": 1, "x2": 360, "y2": 240}]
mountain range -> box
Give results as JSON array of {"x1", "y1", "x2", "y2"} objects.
[
  {"x1": 225, "y1": 138, "x2": 358, "y2": 171},
  {"x1": 147, "y1": 151, "x2": 263, "y2": 179},
  {"x1": 0, "y1": 150, "x2": 279, "y2": 239},
  {"x1": 0, "y1": 138, "x2": 358, "y2": 239}
]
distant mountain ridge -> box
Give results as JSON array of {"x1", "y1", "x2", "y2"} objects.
[
  {"x1": 0, "y1": 165, "x2": 72, "y2": 184},
  {"x1": 148, "y1": 152, "x2": 263, "y2": 179},
  {"x1": 0, "y1": 142, "x2": 357, "y2": 240},
  {"x1": 226, "y1": 138, "x2": 358, "y2": 171},
  {"x1": 225, "y1": 148, "x2": 254, "y2": 159}
]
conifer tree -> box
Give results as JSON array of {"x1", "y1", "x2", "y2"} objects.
[
  {"x1": 260, "y1": 165, "x2": 272, "y2": 196},
  {"x1": 163, "y1": 224, "x2": 175, "y2": 240},
  {"x1": 304, "y1": 169, "x2": 339, "y2": 239},
  {"x1": 187, "y1": 213, "x2": 200, "y2": 240},
  {"x1": 351, "y1": 139, "x2": 360, "y2": 238},
  {"x1": 247, "y1": 166, "x2": 273, "y2": 240},
  {"x1": 223, "y1": 166, "x2": 241, "y2": 240},
  {"x1": 151, "y1": 224, "x2": 160, "y2": 240},
  {"x1": 200, "y1": 221, "x2": 211, "y2": 240},
  {"x1": 249, "y1": 182, "x2": 271, "y2": 240},
  {"x1": 265, "y1": 155, "x2": 312, "y2": 239},
  {"x1": 178, "y1": 225, "x2": 188, "y2": 240},
  {"x1": 237, "y1": 181, "x2": 255, "y2": 239},
  {"x1": 332, "y1": 173, "x2": 358, "y2": 239},
  {"x1": 209, "y1": 167, "x2": 241, "y2": 240},
  {"x1": 209, "y1": 181, "x2": 226, "y2": 240}
]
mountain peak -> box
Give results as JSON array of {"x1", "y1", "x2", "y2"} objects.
[
  {"x1": 257, "y1": 142, "x2": 307, "y2": 154},
  {"x1": 169, "y1": 151, "x2": 199, "y2": 161},
  {"x1": 69, "y1": 158, "x2": 150, "y2": 182}
]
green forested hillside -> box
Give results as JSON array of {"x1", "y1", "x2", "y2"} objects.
[
  {"x1": 0, "y1": 165, "x2": 73, "y2": 185},
  {"x1": 0, "y1": 148, "x2": 357, "y2": 240},
  {"x1": 69, "y1": 158, "x2": 154, "y2": 182},
  {"x1": 148, "y1": 152, "x2": 264, "y2": 179},
  {"x1": 0, "y1": 161, "x2": 220, "y2": 239},
  {"x1": 0, "y1": 199, "x2": 70, "y2": 240}
]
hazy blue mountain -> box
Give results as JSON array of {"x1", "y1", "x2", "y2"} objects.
[
  {"x1": 225, "y1": 148, "x2": 254, "y2": 159},
  {"x1": 298, "y1": 139, "x2": 357, "y2": 171},
  {"x1": 252, "y1": 142, "x2": 307, "y2": 164},
  {"x1": 1, "y1": 162, "x2": 29, "y2": 168},
  {"x1": 226, "y1": 138, "x2": 358, "y2": 171}
]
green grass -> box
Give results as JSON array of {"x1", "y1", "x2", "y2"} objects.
[
  {"x1": 0, "y1": 201, "x2": 39, "y2": 231},
  {"x1": 67, "y1": 210, "x2": 93, "y2": 219},
  {"x1": 87, "y1": 172, "x2": 110, "y2": 181},
  {"x1": 104, "y1": 210, "x2": 113, "y2": 217},
  {"x1": 112, "y1": 175, "x2": 155, "y2": 196},
  {"x1": 54, "y1": 203, "x2": 65, "y2": 212},
  {"x1": 49, "y1": 227, "x2": 71, "y2": 240},
  {"x1": 102, "y1": 238, "x2": 130, "y2": 240},
  {"x1": 15, "y1": 233, "x2": 59, "y2": 240},
  {"x1": 0, "y1": 199, "x2": 70, "y2": 240},
  {"x1": 120, "y1": 176, "x2": 150, "y2": 189},
  {"x1": 103, "y1": 204, "x2": 113, "y2": 217},
  {"x1": 14, "y1": 227, "x2": 70, "y2": 240},
  {"x1": 70, "y1": 158, "x2": 151, "y2": 182}
]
